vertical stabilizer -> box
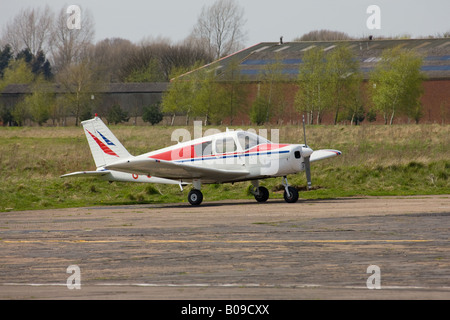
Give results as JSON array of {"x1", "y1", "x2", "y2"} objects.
[{"x1": 81, "y1": 116, "x2": 132, "y2": 168}]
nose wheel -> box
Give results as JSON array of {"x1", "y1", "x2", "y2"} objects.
[
  {"x1": 283, "y1": 186, "x2": 299, "y2": 203},
  {"x1": 282, "y1": 176, "x2": 299, "y2": 203}
]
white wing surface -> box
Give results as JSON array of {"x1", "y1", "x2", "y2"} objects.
[{"x1": 105, "y1": 158, "x2": 249, "y2": 182}]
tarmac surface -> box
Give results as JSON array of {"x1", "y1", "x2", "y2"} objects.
[{"x1": 0, "y1": 195, "x2": 449, "y2": 300}]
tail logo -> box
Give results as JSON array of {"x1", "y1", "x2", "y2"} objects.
[
  {"x1": 86, "y1": 129, "x2": 119, "y2": 157},
  {"x1": 97, "y1": 131, "x2": 116, "y2": 146}
]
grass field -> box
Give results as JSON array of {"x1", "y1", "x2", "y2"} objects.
[{"x1": 0, "y1": 123, "x2": 449, "y2": 212}]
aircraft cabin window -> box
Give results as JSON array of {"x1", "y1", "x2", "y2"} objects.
[
  {"x1": 237, "y1": 132, "x2": 269, "y2": 150},
  {"x1": 194, "y1": 141, "x2": 213, "y2": 157},
  {"x1": 215, "y1": 137, "x2": 237, "y2": 154}
]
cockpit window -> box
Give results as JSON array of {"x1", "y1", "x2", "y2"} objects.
[{"x1": 237, "y1": 132, "x2": 270, "y2": 150}]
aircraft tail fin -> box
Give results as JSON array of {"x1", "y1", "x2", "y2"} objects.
[{"x1": 81, "y1": 115, "x2": 132, "y2": 168}]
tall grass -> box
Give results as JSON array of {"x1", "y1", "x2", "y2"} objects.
[{"x1": 0, "y1": 124, "x2": 449, "y2": 211}]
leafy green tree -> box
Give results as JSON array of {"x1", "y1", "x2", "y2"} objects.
[
  {"x1": 25, "y1": 81, "x2": 55, "y2": 125},
  {"x1": 0, "y1": 45, "x2": 13, "y2": 78},
  {"x1": 221, "y1": 58, "x2": 249, "y2": 125},
  {"x1": 345, "y1": 103, "x2": 365, "y2": 125},
  {"x1": 0, "y1": 105, "x2": 14, "y2": 126},
  {"x1": 369, "y1": 46, "x2": 424, "y2": 125},
  {"x1": 366, "y1": 108, "x2": 377, "y2": 123},
  {"x1": 326, "y1": 45, "x2": 361, "y2": 124},
  {"x1": 161, "y1": 66, "x2": 194, "y2": 125},
  {"x1": 106, "y1": 103, "x2": 129, "y2": 124},
  {"x1": 249, "y1": 54, "x2": 286, "y2": 125},
  {"x1": 295, "y1": 47, "x2": 329, "y2": 124},
  {"x1": 190, "y1": 66, "x2": 227, "y2": 125},
  {"x1": 250, "y1": 94, "x2": 270, "y2": 125},
  {"x1": 125, "y1": 58, "x2": 164, "y2": 82},
  {"x1": 142, "y1": 103, "x2": 163, "y2": 125},
  {"x1": 0, "y1": 59, "x2": 35, "y2": 90},
  {"x1": 0, "y1": 59, "x2": 35, "y2": 126},
  {"x1": 260, "y1": 54, "x2": 286, "y2": 124},
  {"x1": 56, "y1": 61, "x2": 103, "y2": 126}
]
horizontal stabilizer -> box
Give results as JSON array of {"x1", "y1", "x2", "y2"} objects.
[{"x1": 60, "y1": 170, "x2": 110, "y2": 178}]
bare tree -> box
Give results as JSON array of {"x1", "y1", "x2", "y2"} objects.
[
  {"x1": 119, "y1": 38, "x2": 212, "y2": 82},
  {"x1": 1, "y1": 5, "x2": 54, "y2": 56},
  {"x1": 50, "y1": 6, "x2": 95, "y2": 72},
  {"x1": 90, "y1": 38, "x2": 136, "y2": 82},
  {"x1": 56, "y1": 60, "x2": 104, "y2": 126},
  {"x1": 189, "y1": 0, "x2": 247, "y2": 60}
]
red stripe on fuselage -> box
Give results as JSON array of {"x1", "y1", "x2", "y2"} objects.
[
  {"x1": 86, "y1": 129, "x2": 119, "y2": 157},
  {"x1": 246, "y1": 144, "x2": 289, "y2": 153},
  {"x1": 148, "y1": 143, "x2": 289, "y2": 161},
  {"x1": 149, "y1": 144, "x2": 197, "y2": 161}
]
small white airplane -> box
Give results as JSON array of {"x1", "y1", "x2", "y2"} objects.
[{"x1": 61, "y1": 115, "x2": 341, "y2": 205}]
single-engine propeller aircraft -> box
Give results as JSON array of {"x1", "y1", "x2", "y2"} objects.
[{"x1": 61, "y1": 115, "x2": 341, "y2": 205}]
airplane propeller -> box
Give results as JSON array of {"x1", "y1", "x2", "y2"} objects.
[{"x1": 302, "y1": 115, "x2": 312, "y2": 190}]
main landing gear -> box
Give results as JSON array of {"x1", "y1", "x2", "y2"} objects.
[
  {"x1": 188, "y1": 189, "x2": 203, "y2": 206},
  {"x1": 186, "y1": 177, "x2": 299, "y2": 206},
  {"x1": 188, "y1": 180, "x2": 203, "y2": 206},
  {"x1": 250, "y1": 177, "x2": 299, "y2": 204}
]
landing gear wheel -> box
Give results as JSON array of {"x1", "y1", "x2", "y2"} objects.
[
  {"x1": 188, "y1": 189, "x2": 203, "y2": 206},
  {"x1": 254, "y1": 186, "x2": 269, "y2": 203},
  {"x1": 284, "y1": 186, "x2": 299, "y2": 203}
]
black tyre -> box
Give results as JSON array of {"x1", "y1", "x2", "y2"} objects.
[
  {"x1": 283, "y1": 186, "x2": 299, "y2": 203},
  {"x1": 254, "y1": 186, "x2": 269, "y2": 203},
  {"x1": 188, "y1": 189, "x2": 203, "y2": 205}
]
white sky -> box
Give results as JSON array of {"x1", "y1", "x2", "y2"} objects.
[{"x1": 1, "y1": 0, "x2": 449, "y2": 46}]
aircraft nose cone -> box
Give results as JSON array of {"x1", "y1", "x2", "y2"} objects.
[{"x1": 301, "y1": 146, "x2": 313, "y2": 158}]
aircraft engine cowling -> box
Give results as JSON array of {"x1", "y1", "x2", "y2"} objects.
[{"x1": 288, "y1": 145, "x2": 304, "y2": 172}]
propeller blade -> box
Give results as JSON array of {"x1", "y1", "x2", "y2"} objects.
[
  {"x1": 302, "y1": 115, "x2": 312, "y2": 190},
  {"x1": 302, "y1": 115, "x2": 307, "y2": 146},
  {"x1": 304, "y1": 156, "x2": 312, "y2": 190}
]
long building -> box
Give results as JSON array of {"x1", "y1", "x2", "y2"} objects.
[
  {"x1": 189, "y1": 38, "x2": 450, "y2": 124},
  {"x1": 1, "y1": 38, "x2": 449, "y2": 125}
]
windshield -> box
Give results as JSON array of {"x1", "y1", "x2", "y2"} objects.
[{"x1": 237, "y1": 132, "x2": 270, "y2": 150}]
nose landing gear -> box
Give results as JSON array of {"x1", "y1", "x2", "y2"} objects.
[{"x1": 282, "y1": 176, "x2": 299, "y2": 203}]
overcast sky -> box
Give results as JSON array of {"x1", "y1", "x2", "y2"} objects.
[{"x1": 1, "y1": 0, "x2": 450, "y2": 46}]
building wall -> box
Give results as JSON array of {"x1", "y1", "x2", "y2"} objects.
[
  {"x1": 228, "y1": 80, "x2": 450, "y2": 125},
  {"x1": 421, "y1": 80, "x2": 450, "y2": 124}
]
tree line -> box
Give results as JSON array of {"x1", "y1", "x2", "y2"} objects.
[
  {"x1": 162, "y1": 45, "x2": 425, "y2": 126},
  {"x1": 0, "y1": 0, "x2": 245, "y2": 126},
  {"x1": 0, "y1": 1, "x2": 426, "y2": 126}
]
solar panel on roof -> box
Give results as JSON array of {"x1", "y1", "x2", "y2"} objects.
[
  {"x1": 324, "y1": 45, "x2": 336, "y2": 51},
  {"x1": 253, "y1": 46, "x2": 270, "y2": 53},
  {"x1": 274, "y1": 46, "x2": 290, "y2": 52},
  {"x1": 301, "y1": 45, "x2": 316, "y2": 52}
]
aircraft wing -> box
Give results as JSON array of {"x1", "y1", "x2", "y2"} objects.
[
  {"x1": 310, "y1": 149, "x2": 342, "y2": 162},
  {"x1": 105, "y1": 158, "x2": 249, "y2": 182}
]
